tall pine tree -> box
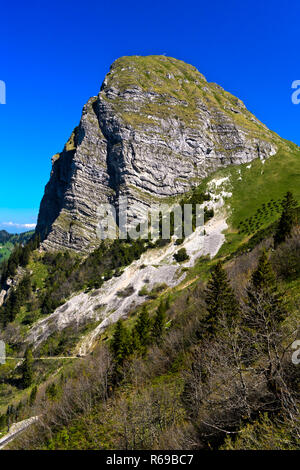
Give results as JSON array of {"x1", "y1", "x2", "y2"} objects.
[
  {"x1": 133, "y1": 306, "x2": 152, "y2": 352},
  {"x1": 205, "y1": 261, "x2": 240, "y2": 335},
  {"x1": 244, "y1": 250, "x2": 287, "y2": 398},
  {"x1": 29, "y1": 385, "x2": 38, "y2": 407},
  {"x1": 274, "y1": 191, "x2": 297, "y2": 247},
  {"x1": 246, "y1": 250, "x2": 286, "y2": 325},
  {"x1": 152, "y1": 300, "x2": 167, "y2": 343},
  {"x1": 251, "y1": 249, "x2": 276, "y2": 291},
  {"x1": 22, "y1": 346, "x2": 34, "y2": 388},
  {"x1": 110, "y1": 319, "x2": 132, "y2": 366}
]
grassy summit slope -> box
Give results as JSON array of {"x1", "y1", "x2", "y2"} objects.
[{"x1": 104, "y1": 55, "x2": 282, "y2": 144}]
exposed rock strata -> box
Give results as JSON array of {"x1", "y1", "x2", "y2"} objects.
[{"x1": 36, "y1": 55, "x2": 277, "y2": 252}]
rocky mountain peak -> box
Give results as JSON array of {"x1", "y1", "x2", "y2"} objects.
[{"x1": 36, "y1": 55, "x2": 278, "y2": 252}]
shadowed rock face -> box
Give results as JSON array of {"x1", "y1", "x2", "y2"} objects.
[{"x1": 36, "y1": 55, "x2": 277, "y2": 252}]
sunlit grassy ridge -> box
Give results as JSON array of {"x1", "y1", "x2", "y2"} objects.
[
  {"x1": 180, "y1": 142, "x2": 300, "y2": 257},
  {"x1": 103, "y1": 55, "x2": 282, "y2": 143},
  {"x1": 226, "y1": 144, "x2": 300, "y2": 225}
]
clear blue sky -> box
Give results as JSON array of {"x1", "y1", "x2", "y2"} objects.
[{"x1": 1, "y1": 0, "x2": 300, "y2": 232}]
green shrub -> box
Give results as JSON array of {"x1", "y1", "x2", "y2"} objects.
[{"x1": 174, "y1": 248, "x2": 189, "y2": 262}]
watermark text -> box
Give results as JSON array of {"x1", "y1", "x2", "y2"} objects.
[{"x1": 0, "y1": 80, "x2": 6, "y2": 104}]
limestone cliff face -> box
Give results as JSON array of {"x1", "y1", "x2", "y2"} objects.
[{"x1": 36, "y1": 55, "x2": 278, "y2": 252}]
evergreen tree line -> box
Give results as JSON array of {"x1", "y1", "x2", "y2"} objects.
[
  {"x1": 0, "y1": 384, "x2": 38, "y2": 433},
  {"x1": 39, "y1": 238, "x2": 151, "y2": 315},
  {"x1": 0, "y1": 191, "x2": 297, "y2": 333},
  {"x1": 0, "y1": 234, "x2": 40, "y2": 285},
  {"x1": 2, "y1": 237, "x2": 297, "y2": 448},
  {"x1": 203, "y1": 250, "x2": 286, "y2": 338},
  {"x1": 274, "y1": 191, "x2": 298, "y2": 247},
  {"x1": 0, "y1": 276, "x2": 32, "y2": 326},
  {"x1": 181, "y1": 247, "x2": 298, "y2": 440},
  {"x1": 0, "y1": 237, "x2": 151, "y2": 327},
  {"x1": 110, "y1": 298, "x2": 169, "y2": 371}
]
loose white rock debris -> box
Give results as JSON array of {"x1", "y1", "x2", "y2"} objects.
[
  {"x1": 208, "y1": 176, "x2": 230, "y2": 188},
  {"x1": 27, "y1": 181, "x2": 230, "y2": 355}
]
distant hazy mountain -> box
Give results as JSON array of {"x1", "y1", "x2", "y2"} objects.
[{"x1": 0, "y1": 230, "x2": 34, "y2": 264}]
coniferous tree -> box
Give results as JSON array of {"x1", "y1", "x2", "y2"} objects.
[
  {"x1": 165, "y1": 294, "x2": 171, "y2": 311},
  {"x1": 246, "y1": 250, "x2": 286, "y2": 326},
  {"x1": 6, "y1": 406, "x2": 11, "y2": 432},
  {"x1": 251, "y1": 250, "x2": 276, "y2": 290},
  {"x1": 18, "y1": 276, "x2": 32, "y2": 302},
  {"x1": 29, "y1": 385, "x2": 38, "y2": 407},
  {"x1": 110, "y1": 319, "x2": 132, "y2": 366},
  {"x1": 22, "y1": 346, "x2": 34, "y2": 388},
  {"x1": 16, "y1": 401, "x2": 23, "y2": 420},
  {"x1": 244, "y1": 250, "x2": 288, "y2": 399},
  {"x1": 19, "y1": 245, "x2": 30, "y2": 267},
  {"x1": 205, "y1": 261, "x2": 240, "y2": 335},
  {"x1": 46, "y1": 383, "x2": 58, "y2": 400},
  {"x1": 0, "y1": 413, "x2": 6, "y2": 430},
  {"x1": 274, "y1": 191, "x2": 297, "y2": 247},
  {"x1": 6, "y1": 405, "x2": 15, "y2": 432},
  {"x1": 0, "y1": 275, "x2": 32, "y2": 326},
  {"x1": 0, "y1": 260, "x2": 8, "y2": 286},
  {"x1": 152, "y1": 300, "x2": 167, "y2": 343},
  {"x1": 133, "y1": 306, "x2": 152, "y2": 352}
]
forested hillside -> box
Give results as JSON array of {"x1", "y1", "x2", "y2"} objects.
[
  {"x1": 0, "y1": 55, "x2": 299, "y2": 451},
  {"x1": 0, "y1": 189, "x2": 299, "y2": 450},
  {"x1": 0, "y1": 230, "x2": 34, "y2": 265}
]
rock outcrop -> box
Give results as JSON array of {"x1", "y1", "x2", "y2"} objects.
[{"x1": 36, "y1": 55, "x2": 278, "y2": 252}]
